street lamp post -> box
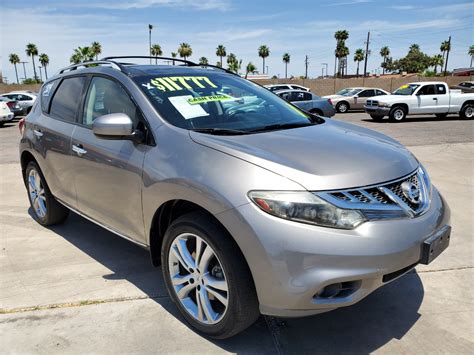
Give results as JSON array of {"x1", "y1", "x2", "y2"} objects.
[
  {"x1": 148, "y1": 24, "x2": 153, "y2": 64},
  {"x1": 322, "y1": 63, "x2": 328, "y2": 78},
  {"x1": 38, "y1": 66, "x2": 43, "y2": 82}
]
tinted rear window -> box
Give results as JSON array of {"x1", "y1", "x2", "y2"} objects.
[
  {"x1": 50, "y1": 76, "x2": 86, "y2": 122},
  {"x1": 41, "y1": 80, "x2": 60, "y2": 113}
]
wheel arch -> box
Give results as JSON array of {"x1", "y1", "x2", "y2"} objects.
[
  {"x1": 20, "y1": 150, "x2": 38, "y2": 183},
  {"x1": 336, "y1": 100, "x2": 350, "y2": 110},
  {"x1": 390, "y1": 103, "x2": 409, "y2": 114}
]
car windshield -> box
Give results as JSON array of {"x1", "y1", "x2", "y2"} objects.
[
  {"x1": 336, "y1": 88, "x2": 351, "y2": 95},
  {"x1": 135, "y1": 71, "x2": 318, "y2": 134},
  {"x1": 393, "y1": 84, "x2": 419, "y2": 95},
  {"x1": 342, "y1": 89, "x2": 362, "y2": 96}
]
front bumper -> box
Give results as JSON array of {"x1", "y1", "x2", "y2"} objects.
[
  {"x1": 0, "y1": 113, "x2": 14, "y2": 122},
  {"x1": 217, "y1": 187, "x2": 450, "y2": 317},
  {"x1": 364, "y1": 105, "x2": 390, "y2": 116}
]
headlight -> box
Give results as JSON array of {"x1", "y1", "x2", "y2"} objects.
[
  {"x1": 419, "y1": 165, "x2": 432, "y2": 198},
  {"x1": 248, "y1": 191, "x2": 366, "y2": 229}
]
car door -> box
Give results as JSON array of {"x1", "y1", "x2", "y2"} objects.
[
  {"x1": 71, "y1": 75, "x2": 148, "y2": 242},
  {"x1": 354, "y1": 89, "x2": 375, "y2": 109},
  {"x1": 35, "y1": 76, "x2": 85, "y2": 207},
  {"x1": 290, "y1": 91, "x2": 312, "y2": 111},
  {"x1": 415, "y1": 85, "x2": 440, "y2": 113},
  {"x1": 435, "y1": 84, "x2": 450, "y2": 113}
]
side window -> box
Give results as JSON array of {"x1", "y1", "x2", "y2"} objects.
[
  {"x1": 376, "y1": 90, "x2": 386, "y2": 96},
  {"x1": 436, "y1": 85, "x2": 447, "y2": 95},
  {"x1": 290, "y1": 92, "x2": 305, "y2": 101},
  {"x1": 358, "y1": 90, "x2": 375, "y2": 97},
  {"x1": 18, "y1": 95, "x2": 32, "y2": 101},
  {"x1": 50, "y1": 76, "x2": 87, "y2": 122},
  {"x1": 41, "y1": 80, "x2": 60, "y2": 112},
  {"x1": 303, "y1": 92, "x2": 312, "y2": 101},
  {"x1": 5, "y1": 94, "x2": 17, "y2": 100},
  {"x1": 418, "y1": 85, "x2": 436, "y2": 95},
  {"x1": 83, "y1": 77, "x2": 140, "y2": 128}
]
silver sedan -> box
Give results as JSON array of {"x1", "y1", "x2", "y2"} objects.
[{"x1": 275, "y1": 89, "x2": 336, "y2": 117}]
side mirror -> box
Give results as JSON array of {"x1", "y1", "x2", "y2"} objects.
[{"x1": 92, "y1": 113, "x2": 134, "y2": 138}]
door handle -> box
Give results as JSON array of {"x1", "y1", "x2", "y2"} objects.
[
  {"x1": 433, "y1": 98, "x2": 438, "y2": 100},
  {"x1": 33, "y1": 129, "x2": 43, "y2": 138},
  {"x1": 72, "y1": 144, "x2": 87, "y2": 156}
]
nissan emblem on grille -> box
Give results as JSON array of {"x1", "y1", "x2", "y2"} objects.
[{"x1": 401, "y1": 181, "x2": 421, "y2": 204}]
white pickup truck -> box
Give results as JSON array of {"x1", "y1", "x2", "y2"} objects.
[{"x1": 364, "y1": 81, "x2": 474, "y2": 122}]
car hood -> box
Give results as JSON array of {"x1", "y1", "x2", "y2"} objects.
[
  {"x1": 190, "y1": 120, "x2": 418, "y2": 191},
  {"x1": 374, "y1": 94, "x2": 412, "y2": 103}
]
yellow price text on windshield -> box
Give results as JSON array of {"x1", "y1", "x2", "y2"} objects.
[{"x1": 144, "y1": 76, "x2": 218, "y2": 92}]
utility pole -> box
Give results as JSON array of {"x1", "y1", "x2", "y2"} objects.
[
  {"x1": 20, "y1": 61, "x2": 28, "y2": 80},
  {"x1": 363, "y1": 31, "x2": 370, "y2": 77},
  {"x1": 444, "y1": 35, "x2": 451, "y2": 76},
  {"x1": 38, "y1": 66, "x2": 43, "y2": 82},
  {"x1": 322, "y1": 63, "x2": 328, "y2": 78},
  {"x1": 305, "y1": 55, "x2": 309, "y2": 79},
  {"x1": 148, "y1": 24, "x2": 153, "y2": 64}
]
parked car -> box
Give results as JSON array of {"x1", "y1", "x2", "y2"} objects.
[
  {"x1": 0, "y1": 101, "x2": 14, "y2": 126},
  {"x1": 275, "y1": 89, "x2": 335, "y2": 117},
  {"x1": 324, "y1": 88, "x2": 389, "y2": 113},
  {"x1": 323, "y1": 87, "x2": 359, "y2": 100},
  {"x1": 20, "y1": 58, "x2": 451, "y2": 339},
  {"x1": 0, "y1": 91, "x2": 37, "y2": 115},
  {"x1": 265, "y1": 84, "x2": 310, "y2": 92},
  {"x1": 450, "y1": 81, "x2": 474, "y2": 93},
  {"x1": 0, "y1": 96, "x2": 23, "y2": 117},
  {"x1": 364, "y1": 82, "x2": 474, "y2": 121}
]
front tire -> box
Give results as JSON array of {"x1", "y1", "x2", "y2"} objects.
[
  {"x1": 25, "y1": 161, "x2": 69, "y2": 226},
  {"x1": 389, "y1": 106, "x2": 407, "y2": 122},
  {"x1": 460, "y1": 103, "x2": 473, "y2": 120},
  {"x1": 336, "y1": 101, "x2": 349, "y2": 113},
  {"x1": 161, "y1": 211, "x2": 259, "y2": 339}
]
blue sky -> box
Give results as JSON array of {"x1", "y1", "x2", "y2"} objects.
[{"x1": 1, "y1": 0, "x2": 473, "y2": 82}]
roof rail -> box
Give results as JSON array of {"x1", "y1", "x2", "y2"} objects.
[
  {"x1": 100, "y1": 56, "x2": 238, "y2": 76},
  {"x1": 58, "y1": 60, "x2": 126, "y2": 74}
]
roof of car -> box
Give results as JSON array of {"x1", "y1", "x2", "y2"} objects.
[
  {"x1": 274, "y1": 89, "x2": 310, "y2": 94},
  {"x1": 406, "y1": 81, "x2": 447, "y2": 86}
]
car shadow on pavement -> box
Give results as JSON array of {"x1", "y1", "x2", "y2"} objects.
[
  {"x1": 46, "y1": 211, "x2": 425, "y2": 354},
  {"x1": 361, "y1": 115, "x2": 464, "y2": 123}
]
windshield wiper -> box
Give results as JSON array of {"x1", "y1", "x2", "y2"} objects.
[
  {"x1": 247, "y1": 122, "x2": 315, "y2": 133},
  {"x1": 190, "y1": 127, "x2": 250, "y2": 135}
]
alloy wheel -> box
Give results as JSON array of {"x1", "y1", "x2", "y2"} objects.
[
  {"x1": 28, "y1": 169, "x2": 47, "y2": 218},
  {"x1": 393, "y1": 108, "x2": 405, "y2": 120},
  {"x1": 168, "y1": 233, "x2": 229, "y2": 325},
  {"x1": 465, "y1": 106, "x2": 473, "y2": 118}
]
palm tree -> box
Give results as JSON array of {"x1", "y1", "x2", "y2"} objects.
[
  {"x1": 171, "y1": 52, "x2": 177, "y2": 65},
  {"x1": 150, "y1": 44, "x2": 162, "y2": 64},
  {"x1": 70, "y1": 53, "x2": 81, "y2": 64},
  {"x1": 177, "y1": 43, "x2": 192, "y2": 60},
  {"x1": 216, "y1": 45, "x2": 226, "y2": 68},
  {"x1": 410, "y1": 44, "x2": 420, "y2": 52},
  {"x1": 91, "y1": 41, "x2": 102, "y2": 60},
  {"x1": 282, "y1": 53, "x2": 290, "y2": 79},
  {"x1": 9, "y1": 53, "x2": 20, "y2": 84},
  {"x1": 227, "y1": 53, "x2": 237, "y2": 66},
  {"x1": 199, "y1": 57, "x2": 209, "y2": 65},
  {"x1": 431, "y1": 54, "x2": 444, "y2": 74},
  {"x1": 440, "y1": 40, "x2": 451, "y2": 75},
  {"x1": 440, "y1": 40, "x2": 449, "y2": 66},
  {"x1": 228, "y1": 58, "x2": 242, "y2": 74},
  {"x1": 39, "y1": 53, "x2": 49, "y2": 79},
  {"x1": 469, "y1": 45, "x2": 474, "y2": 67},
  {"x1": 380, "y1": 46, "x2": 390, "y2": 75},
  {"x1": 334, "y1": 30, "x2": 349, "y2": 77},
  {"x1": 258, "y1": 45, "x2": 270, "y2": 74},
  {"x1": 353, "y1": 49, "x2": 365, "y2": 77},
  {"x1": 25, "y1": 43, "x2": 39, "y2": 81},
  {"x1": 335, "y1": 43, "x2": 349, "y2": 78},
  {"x1": 245, "y1": 62, "x2": 257, "y2": 78}
]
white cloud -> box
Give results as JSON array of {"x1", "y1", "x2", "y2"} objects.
[{"x1": 68, "y1": 0, "x2": 231, "y2": 11}]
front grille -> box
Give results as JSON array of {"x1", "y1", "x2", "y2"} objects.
[
  {"x1": 366, "y1": 100, "x2": 378, "y2": 107},
  {"x1": 317, "y1": 169, "x2": 430, "y2": 218}
]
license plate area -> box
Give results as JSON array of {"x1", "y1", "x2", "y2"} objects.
[{"x1": 420, "y1": 225, "x2": 451, "y2": 265}]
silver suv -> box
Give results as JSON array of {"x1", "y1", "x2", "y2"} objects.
[{"x1": 20, "y1": 57, "x2": 451, "y2": 339}]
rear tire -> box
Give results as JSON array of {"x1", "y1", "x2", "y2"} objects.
[
  {"x1": 370, "y1": 114, "x2": 384, "y2": 121},
  {"x1": 336, "y1": 102, "x2": 349, "y2": 113},
  {"x1": 25, "y1": 161, "x2": 69, "y2": 226},
  {"x1": 389, "y1": 106, "x2": 407, "y2": 122},
  {"x1": 161, "y1": 211, "x2": 259, "y2": 339},
  {"x1": 460, "y1": 103, "x2": 473, "y2": 120}
]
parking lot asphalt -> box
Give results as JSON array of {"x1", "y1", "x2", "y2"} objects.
[{"x1": 1, "y1": 113, "x2": 473, "y2": 353}]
